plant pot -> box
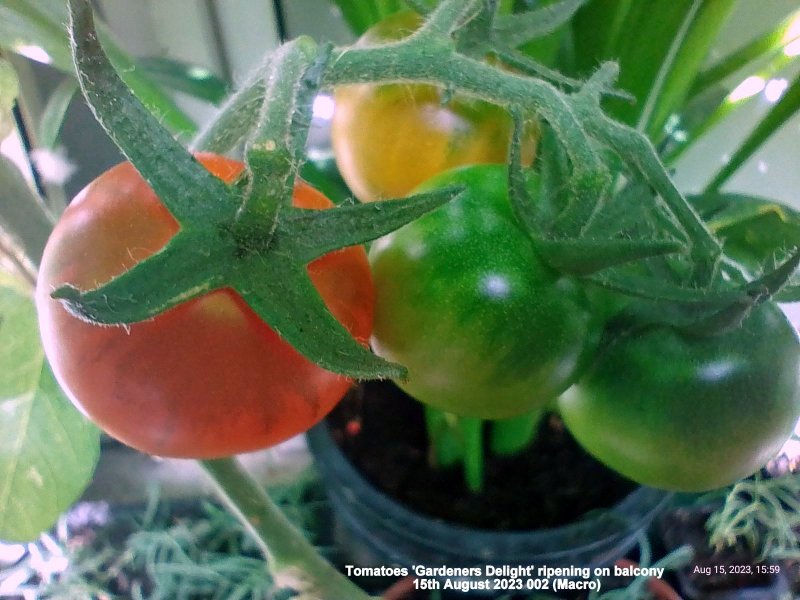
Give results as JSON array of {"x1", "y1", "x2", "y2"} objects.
[
  {"x1": 659, "y1": 505, "x2": 791, "y2": 600},
  {"x1": 306, "y1": 382, "x2": 672, "y2": 596}
]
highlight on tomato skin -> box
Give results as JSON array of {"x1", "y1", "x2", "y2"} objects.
[
  {"x1": 35, "y1": 153, "x2": 374, "y2": 459},
  {"x1": 331, "y1": 10, "x2": 539, "y2": 203},
  {"x1": 369, "y1": 164, "x2": 601, "y2": 419}
]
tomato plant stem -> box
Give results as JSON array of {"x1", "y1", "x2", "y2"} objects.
[{"x1": 201, "y1": 457, "x2": 375, "y2": 600}]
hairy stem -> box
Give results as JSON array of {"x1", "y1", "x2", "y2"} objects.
[{"x1": 201, "y1": 458, "x2": 374, "y2": 600}]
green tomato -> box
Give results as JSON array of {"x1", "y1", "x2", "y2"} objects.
[
  {"x1": 369, "y1": 164, "x2": 600, "y2": 419},
  {"x1": 559, "y1": 302, "x2": 800, "y2": 492}
]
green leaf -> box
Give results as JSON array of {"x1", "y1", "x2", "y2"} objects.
[
  {"x1": 300, "y1": 154, "x2": 352, "y2": 205},
  {"x1": 0, "y1": 0, "x2": 73, "y2": 71},
  {"x1": 690, "y1": 193, "x2": 800, "y2": 295},
  {"x1": 68, "y1": 0, "x2": 236, "y2": 222},
  {"x1": 572, "y1": 0, "x2": 726, "y2": 130},
  {"x1": 0, "y1": 272, "x2": 100, "y2": 542},
  {"x1": 689, "y1": 8, "x2": 800, "y2": 99},
  {"x1": 0, "y1": 0, "x2": 196, "y2": 136},
  {"x1": 0, "y1": 56, "x2": 19, "y2": 140},
  {"x1": 706, "y1": 73, "x2": 800, "y2": 192},
  {"x1": 0, "y1": 154, "x2": 54, "y2": 267},
  {"x1": 37, "y1": 78, "x2": 77, "y2": 150},
  {"x1": 641, "y1": 0, "x2": 736, "y2": 141},
  {"x1": 138, "y1": 57, "x2": 229, "y2": 105},
  {"x1": 331, "y1": 0, "x2": 404, "y2": 36},
  {"x1": 493, "y1": 0, "x2": 586, "y2": 48}
]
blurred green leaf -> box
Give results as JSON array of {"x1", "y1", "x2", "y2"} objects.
[
  {"x1": 0, "y1": 0, "x2": 73, "y2": 71},
  {"x1": 0, "y1": 0, "x2": 197, "y2": 136},
  {"x1": 691, "y1": 192, "x2": 800, "y2": 268},
  {"x1": 331, "y1": 0, "x2": 404, "y2": 36},
  {"x1": 0, "y1": 271, "x2": 100, "y2": 542},
  {"x1": 300, "y1": 153, "x2": 352, "y2": 205},
  {"x1": 0, "y1": 56, "x2": 18, "y2": 140},
  {"x1": 494, "y1": 0, "x2": 586, "y2": 49},
  {"x1": 690, "y1": 7, "x2": 800, "y2": 99},
  {"x1": 706, "y1": 73, "x2": 800, "y2": 192},
  {"x1": 641, "y1": 0, "x2": 735, "y2": 141},
  {"x1": 138, "y1": 57, "x2": 229, "y2": 105},
  {"x1": 37, "y1": 78, "x2": 77, "y2": 149},
  {"x1": 572, "y1": 0, "x2": 733, "y2": 133},
  {"x1": 0, "y1": 154, "x2": 54, "y2": 267}
]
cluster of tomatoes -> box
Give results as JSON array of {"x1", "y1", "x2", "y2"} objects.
[{"x1": 36, "y1": 13, "x2": 800, "y2": 493}]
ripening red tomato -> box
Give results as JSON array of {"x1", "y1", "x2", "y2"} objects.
[
  {"x1": 332, "y1": 11, "x2": 538, "y2": 202},
  {"x1": 36, "y1": 153, "x2": 373, "y2": 458}
]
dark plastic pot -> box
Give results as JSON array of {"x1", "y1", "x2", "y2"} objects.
[{"x1": 307, "y1": 421, "x2": 672, "y2": 594}]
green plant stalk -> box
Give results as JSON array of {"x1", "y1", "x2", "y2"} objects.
[
  {"x1": 201, "y1": 458, "x2": 375, "y2": 600},
  {"x1": 490, "y1": 410, "x2": 544, "y2": 456},
  {"x1": 460, "y1": 416, "x2": 484, "y2": 493},
  {"x1": 424, "y1": 406, "x2": 464, "y2": 467}
]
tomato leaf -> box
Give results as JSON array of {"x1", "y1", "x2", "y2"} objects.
[
  {"x1": 691, "y1": 192, "x2": 800, "y2": 269},
  {"x1": 0, "y1": 272, "x2": 100, "y2": 542},
  {"x1": 68, "y1": 0, "x2": 236, "y2": 222}
]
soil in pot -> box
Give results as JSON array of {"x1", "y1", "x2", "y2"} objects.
[{"x1": 326, "y1": 380, "x2": 639, "y2": 531}]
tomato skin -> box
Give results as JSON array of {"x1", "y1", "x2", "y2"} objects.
[
  {"x1": 332, "y1": 11, "x2": 537, "y2": 203},
  {"x1": 36, "y1": 153, "x2": 373, "y2": 458},
  {"x1": 369, "y1": 164, "x2": 599, "y2": 419},
  {"x1": 559, "y1": 302, "x2": 800, "y2": 492}
]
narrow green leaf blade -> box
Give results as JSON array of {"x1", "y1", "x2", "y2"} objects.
[
  {"x1": 235, "y1": 258, "x2": 406, "y2": 380},
  {"x1": 137, "y1": 57, "x2": 229, "y2": 105},
  {"x1": 642, "y1": 0, "x2": 736, "y2": 141},
  {"x1": 0, "y1": 56, "x2": 19, "y2": 140},
  {"x1": 690, "y1": 8, "x2": 800, "y2": 98},
  {"x1": 0, "y1": 154, "x2": 54, "y2": 267},
  {"x1": 37, "y1": 78, "x2": 78, "y2": 150},
  {"x1": 0, "y1": 272, "x2": 100, "y2": 542},
  {"x1": 706, "y1": 73, "x2": 800, "y2": 192}
]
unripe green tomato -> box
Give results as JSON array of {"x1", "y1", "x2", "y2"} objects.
[
  {"x1": 559, "y1": 302, "x2": 800, "y2": 492},
  {"x1": 369, "y1": 164, "x2": 600, "y2": 419},
  {"x1": 332, "y1": 10, "x2": 538, "y2": 203}
]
